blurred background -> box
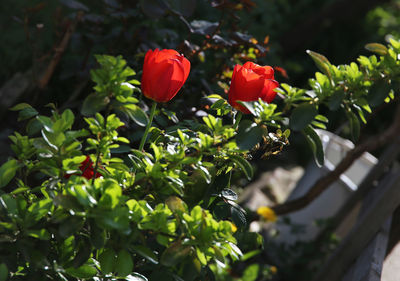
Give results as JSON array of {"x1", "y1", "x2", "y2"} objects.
[
  {"x1": 1, "y1": 0, "x2": 399, "y2": 165},
  {"x1": 1, "y1": 1, "x2": 400, "y2": 280}
]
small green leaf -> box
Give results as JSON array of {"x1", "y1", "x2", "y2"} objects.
[
  {"x1": 99, "y1": 248, "x2": 116, "y2": 274},
  {"x1": 18, "y1": 107, "x2": 39, "y2": 121},
  {"x1": 81, "y1": 93, "x2": 110, "y2": 116},
  {"x1": 302, "y1": 125, "x2": 324, "y2": 167},
  {"x1": 0, "y1": 263, "x2": 8, "y2": 281},
  {"x1": 116, "y1": 249, "x2": 134, "y2": 277},
  {"x1": 26, "y1": 229, "x2": 51, "y2": 240},
  {"x1": 236, "y1": 120, "x2": 262, "y2": 150},
  {"x1": 242, "y1": 264, "x2": 259, "y2": 281},
  {"x1": 165, "y1": 196, "x2": 188, "y2": 213},
  {"x1": 131, "y1": 245, "x2": 158, "y2": 264},
  {"x1": 240, "y1": 250, "x2": 261, "y2": 261},
  {"x1": 61, "y1": 109, "x2": 75, "y2": 129},
  {"x1": 289, "y1": 103, "x2": 318, "y2": 131},
  {"x1": 347, "y1": 110, "x2": 360, "y2": 141},
  {"x1": 123, "y1": 104, "x2": 149, "y2": 127},
  {"x1": 229, "y1": 155, "x2": 253, "y2": 180},
  {"x1": 328, "y1": 91, "x2": 345, "y2": 110},
  {"x1": 365, "y1": 43, "x2": 388, "y2": 55},
  {"x1": 221, "y1": 189, "x2": 238, "y2": 201},
  {"x1": 126, "y1": 273, "x2": 149, "y2": 281},
  {"x1": 65, "y1": 265, "x2": 97, "y2": 279},
  {"x1": 236, "y1": 101, "x2": 257, "y2": 116},
  {"x1": 0, "y1": 159, "x2": 19, "y2": 188},
  {"x1": 9, "y1": 103, "x2": 32, "y2": 111},
  {"x1": 231, "y1": 206, "x2": 247, "y2": 229},
  {"x1": 161, "y1": 241, "x2": 192, "y2": 267},
  {"x1": 306, "y1": 50, "x2": 332, "y2": 80}
]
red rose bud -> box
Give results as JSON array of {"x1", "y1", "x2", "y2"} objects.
[
  {"x1": 141, "y1": 49, "x2": 191, "y2": 102},
  {"x1": 64, "y1": 156, "x2": 101, "y2": 180},
  {"x1": 228, "y1": 62, "x2": 279, "y2": 114}
]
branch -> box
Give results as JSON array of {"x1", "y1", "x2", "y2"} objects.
[
  {"x1": 38, "y1": 11, "x2": 84, "y2": 89},
  {"x1": 271, "y1": 102, "x2": 400, "y2": 215}
]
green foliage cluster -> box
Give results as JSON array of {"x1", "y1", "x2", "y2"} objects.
[{"x1": 0, "y1": 37, "x2": 400, "y2": 281}]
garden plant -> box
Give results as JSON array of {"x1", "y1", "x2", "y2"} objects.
[{"x1": 1, "y1": 1, "x2": 400, "y2": 281}]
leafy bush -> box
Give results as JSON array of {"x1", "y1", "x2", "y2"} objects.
[{"x1": 0, "y1": 30, "x2": 400, "y2": 281}]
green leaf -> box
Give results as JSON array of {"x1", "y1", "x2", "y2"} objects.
[
  {"x1": 236, "y1": 101, "x2": 257, "y2": 116},
  {"x1": 126, "y1": 273, "x2": 149, "y2": 281},
  {"x1": 17, "y1": 107, "x2": 39, "y2": 121},
  {"x1": 240, "y1": 250, "x2": 261, "y2": 261},
  {"x1": 367, "y1": 81, "x2": 391, "y2": 107},
  {"x1": 182, "y1": 258, "x2": 202, "y2": 281},
  {"x1": 9, "y1": 103, "x2": 32, "y2": 111},
  {"x1": 242, "y1": 264, "x2": 259, "y2": 281},
  {"x1": 228, "y1": 154, "x2": 253, "y2": 180},
  {"x1": 0, "y1": 263, "x2": 8, "y2": 281},
  {"x1": 65, "y1": 265, "x2": 97, "y2": 279},
  {"x1": 25, "y1": 198, "x2": 52, "y2": 226},
  {"x1": 99, "y1": 248, "x2": 116, "y2": 274},
  {"x1": 236, "y1": 120, "x2": 262, "y2": 150},
  {"x1": 302, "y1": 125, "x2": 324, "y2": 167},
  {"x1": 306, "y1": 50, "x2": 332, "y2": 80},
  {"x1": 131, "y1": 245, "x2": 158, "y2": 264},
  {"x1": 221, "y1": 189, "x2": 238, "y2": 201},
  {"x1": 26, "y1": 229, "x2": 51, "y2": 240},
  {"x1": 116, "y1": 249, "x2": 134, "y2": 277},
  {"x1": 231, "y1": 205, "x2": 247, "y2": 229},
  {"x1": 0, "y1": 159, "x2": 19, "y2": 188},
  {"x1": 99, "y1": 180, "x2": 122, "y2": 209},
  {"x1": 26, "y1": 118, "x2": 43, "y2": 135},
  {"x1": 289, "y1": 103, "x2": 318, "y2": 131},
  {"x1": 81, "y1": 93, "x2": 110, "y2": 116},
  {"x1": 59, "y1": 217, "x2": 84, "y2": 238},
  {"x1": 123, "y1": 104, "x2": 149, "y2": 127},
  {"x1": 365, "y1": 43, "x2": 388, "y2": 55},
  {"x1": 328, "y1": 91, "x2": 345, "y2": 110},
  {"x1": 61, "y1": 109, "x2": 75, "y2": 129},
  {"x1": 0, "y1": 194, "x2": 18, "y2": 216},
  {"x1": 346, "y1": 110, "x2": 360, "y2": 142},
  {"x1": 165, "y1": 196, "x2": 188, "y2": 213},
  {"x1": 161, "y1": 241, "x2": 192, "y2": 267}
]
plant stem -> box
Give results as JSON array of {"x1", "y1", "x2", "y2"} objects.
[
  {"x1": 233, "y1": 111, "x2": 242, "y2": 130},
  {"x1": 139, "y1": 101, "x2": 157, "y2": 151},
  {"x1": 92, "y1": 107, "x2": 110, "y2": 184}
]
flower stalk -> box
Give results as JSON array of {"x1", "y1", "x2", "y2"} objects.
[{"x1": 139, "y1": 101, "x2": 157, "y2": 151}]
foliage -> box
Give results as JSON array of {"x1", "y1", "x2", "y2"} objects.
[{"x1": 0, "y1": 36, "x2": 399, "y2": 280}]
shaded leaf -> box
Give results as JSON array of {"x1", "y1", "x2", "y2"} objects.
[
  {"x1": 0, "y1": 159, "x2": 19, "y2": 188},
  {"x1": 116, "y1": 249, "x2": 134, "y2": 276},
  {"x1": 236, "y1": 120, "x2": 262, "y2": 150},
  {"x1": 289, "y1": 103, "x2": 318, "y2": 131},
  {"x1": 81, "y1": 93, "x2": 109, "y2": 116},
  {"x1": 131, "y1": 245, "x2": 158, "y2": 264},
  {"x1": 365, "y1": 43, "x2": 388, "y2": 55},
  {"x1": 228, "y1": 155, "x2": 253, "y2": 180},
  {"x1": 302, "y1": 125, "x2": 324, "y2": 167}
]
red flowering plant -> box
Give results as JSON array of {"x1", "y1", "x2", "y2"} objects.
[
  {"x1": 0, "y1": 38, "x2": 400, "y2": 281},
  {"x1": 228, "y1": 62, "x2": 279, "y2": 114},
  {"x1": 64, "y1": 156, "x2": 101, "y2": 180}
]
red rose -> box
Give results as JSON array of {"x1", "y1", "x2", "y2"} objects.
[
  {"x1": 65, "y1": 156, "x2": 101, "y2": 180},
  {"x1": 141, "y1": 49, "x2": 190, "y2": 102},
  {"x1": 228, "y1": 62, "x2": 279, "y2": 114}
]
